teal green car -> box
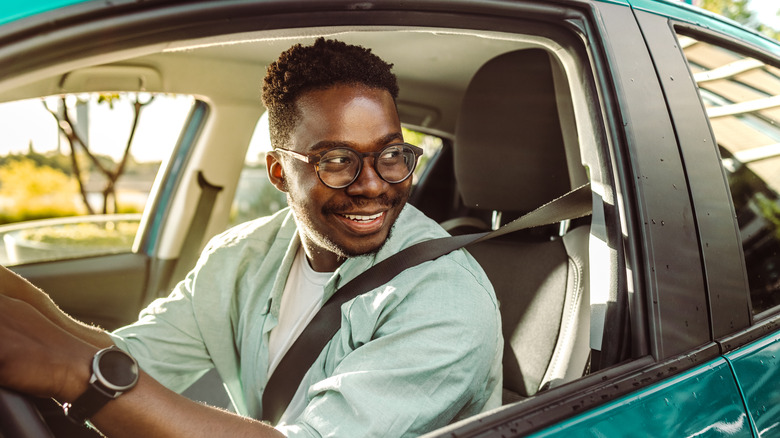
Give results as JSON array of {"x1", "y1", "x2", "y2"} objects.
[{"x1": 0, "y1": 0, "x2": 778, "y2": 437}]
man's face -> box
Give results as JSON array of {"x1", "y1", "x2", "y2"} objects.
[{"x1": 267, "y1": 84, "x2": 411, "y2": 272}]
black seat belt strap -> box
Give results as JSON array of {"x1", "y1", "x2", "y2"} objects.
[{"x1": 261, "y1": 183, "x2": 592, "y2": 423}]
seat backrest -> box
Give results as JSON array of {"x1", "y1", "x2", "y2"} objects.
[{"x1": 453, "y1": 49, "x2": 591, "y2": 400}]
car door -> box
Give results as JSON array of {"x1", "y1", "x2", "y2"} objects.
[
  {"x1": 429, "y1": 1, "x2": 763, "y2": 436},
  {"x1": 634, "y1": 3, "x2": 780, "y2": 436},
  {"x1": 503, "y1": 2, "x2": 780, "y2": 436}
]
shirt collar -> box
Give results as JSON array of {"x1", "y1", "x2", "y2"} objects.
[{"x1": 272, "y1": 202, "x2": 440, "y2": 308}]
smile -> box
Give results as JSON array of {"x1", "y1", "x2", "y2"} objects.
[
  {"x1": 335, "y1": 211, "x2": 387, "y2": 235},
  {"x1": 341, "y1": 212, "x2": 383, "y2": 222}
]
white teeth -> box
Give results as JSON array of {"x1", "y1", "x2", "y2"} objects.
[{"x1": 343, "y1": 212, "x2": 382, "y2": 221}]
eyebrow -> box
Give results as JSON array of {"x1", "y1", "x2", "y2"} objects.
[{"x1": 308, "y1": 132, "x2": 404, "y2": 153}]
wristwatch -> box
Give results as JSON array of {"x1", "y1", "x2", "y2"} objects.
[{"x1": 63, "y1": 346, "x2": 139, "y2": 425}]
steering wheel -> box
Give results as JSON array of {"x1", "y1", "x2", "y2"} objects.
[{"x1": 0, "y1": 388, "x2": 55, "y2": 438}]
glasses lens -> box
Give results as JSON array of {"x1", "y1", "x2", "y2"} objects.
[
  {"x1": 376, "y1": 145, "x2": 417, "y2": 183},
  {"x1": 318, "y1": 148, "x2": 360, "y2": 188}
]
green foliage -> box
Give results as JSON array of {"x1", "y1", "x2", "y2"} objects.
[
  {"x1": 229, "y1": 164, "x2": 287, "y2": 226},
  {"x1": 699, "y1": 0, "x2": 780, "y2": 39},
  {"x1": 402, "y1": 127, "x2": 443, "y2": 181},
  {"x1": 96, "y1": 93, "x2": 122, "y2": 109},
  {"x1": 754, "y1": 192, "x2": 780, "y2": 240},
  {"x1": 0, "y1": 157, "x2": 81, "y2": 224},
  {"x1": 0, "y1": 150, "x2": 145, "y2": 177},
  {"x1": 0, "y1": 151, "x2": 72, "y2": 175},
  {"x1": 700, "y1": 0, "x2": 754, "y2": 23}
]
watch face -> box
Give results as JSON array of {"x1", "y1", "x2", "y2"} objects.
[{"x1": 94, "y1": 348, "x2": 139, "y2": 391}]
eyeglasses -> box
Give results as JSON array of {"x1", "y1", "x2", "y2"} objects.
[{"x1": 275, "y1": 143, "x2": 424, "y2": 189}]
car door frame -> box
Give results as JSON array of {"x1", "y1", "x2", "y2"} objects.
[
  {"x1": 429, "y1": 0, "x2": 740, "y2": 435},
  {"x1": 633, "y1": 4, "x2": 780, "y2": 435},
  {"x1": 632, "y1": 0, "x2": 780, "y2": 364}
]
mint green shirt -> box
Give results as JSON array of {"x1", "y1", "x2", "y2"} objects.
[{"x1": 110, "y1": 204, "x2": 503, "y2": 437}]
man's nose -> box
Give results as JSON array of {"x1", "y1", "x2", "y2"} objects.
[{"x1": 345, "y1": 157, "x2": 388, "y2": 197}]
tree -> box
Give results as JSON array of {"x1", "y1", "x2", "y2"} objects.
[
  {"x1": 698, "y1": 0, "x2": 780, "y2": 40},
  {"x1": 699, "y1": 0, "x2": 754, "y2": 23},
  {"x1": 43, "y1": 93, "x2": 155, "y2": 214}
]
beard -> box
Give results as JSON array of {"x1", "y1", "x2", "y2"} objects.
[{"x1": 288, "y1": 189, "x2": 409, "y2": 259}]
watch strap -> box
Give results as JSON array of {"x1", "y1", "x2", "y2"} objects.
[{"x1": 63, "y1": 381, "x2": 115, "y2": 425}]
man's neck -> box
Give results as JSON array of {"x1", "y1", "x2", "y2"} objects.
[{"x1": 300, "y1": 243, "x2": 345, "y2": 273}]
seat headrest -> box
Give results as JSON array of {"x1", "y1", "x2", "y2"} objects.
[{"x1": 455, "y1": 49, "x2": 571, "y2": 212}]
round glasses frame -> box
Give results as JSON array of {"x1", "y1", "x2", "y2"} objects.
[{"x1": 275, "y1": 143, "x2": 424, "y2": 189}]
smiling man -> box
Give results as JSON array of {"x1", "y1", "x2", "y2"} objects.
[
  {"x1": 0, "y1": 38, "x2": 502, "y2": 437},
  {"x1": 269, "y1": 85, "x2": 409, "y2": 270}
]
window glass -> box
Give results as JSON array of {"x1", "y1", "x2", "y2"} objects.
[
  {"x1": 228, "y1": 112, "x2": 287, "y2": 228},
  {"x1": 402, "y1": 126, "x2": 444, "y2": 184},
  {"x1": 678, "y1": 34, "x2": 780, "y2": 314},
  {"x1": 0, "y1": 93, "x2": 195, "y2": 265},
  {"x1": 227, "y1": 113, "x2": 443, "y2": 228}
]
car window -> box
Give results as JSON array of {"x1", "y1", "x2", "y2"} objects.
[
  {"x1": 0, "y1": 92, "x2": 195, "y2": 265},
  {"x1": 227, "y1": 113, "x2": 443, "y2": 229},
  {"x1": 401, "y1": 126, "x2": 444, "y2": 184},
  {"x1": 677, "y1": 34, "x2": 780, "y2": 315},
  {"x1": 228, "y1": 112, "x2": 287, "y2": 228}
]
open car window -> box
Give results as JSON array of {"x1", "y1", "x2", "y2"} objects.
[
  {"x1": 0, "y1": 92, "x2": 195, "y2": 265},
  {"x1": 0, "y1": 3, "x2": 659, "y2": 436}
]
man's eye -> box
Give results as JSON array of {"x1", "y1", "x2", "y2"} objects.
[
  {"x1": 380, "y1": 147, "x2": 403, "y2": 161},
  {"x1": 320, "y1": 153, "x2": 354, "y2": 170},
  {"x1": 323, "y1": 156, "x2": 351, "y2": 164}
]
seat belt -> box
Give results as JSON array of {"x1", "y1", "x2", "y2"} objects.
[{"x1": 261, "y1": 183, "x2": 592, "y2": 423}]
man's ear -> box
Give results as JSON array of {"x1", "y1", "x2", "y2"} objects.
[{"x1": 266, "y1": 151, "x2": 288, "y2": 192}]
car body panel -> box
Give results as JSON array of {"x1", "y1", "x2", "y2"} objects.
[
  {"x1": 0, "y1": 0, "x2": 89, "y2": 26},
  {"x1": 528, "y1": 357, "x2": 753, "y2": 437},
  {"x1": 727, "y1": 331, "x2": 780, "y2": 436}
]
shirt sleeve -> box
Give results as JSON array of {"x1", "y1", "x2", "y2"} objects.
[
  {"x1": 108, "y1": 223, "x2": 253, "y2": 395},
  {"x1": 109, "y1": 268, "x2": 217, "y2": 393},
  {"x1": 276, "y1": 254, "x2": 503, "y2": 438}
]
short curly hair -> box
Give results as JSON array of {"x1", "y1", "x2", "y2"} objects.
[{"x1": 262, "y1": 38, "x2": 399, "y2": 149}]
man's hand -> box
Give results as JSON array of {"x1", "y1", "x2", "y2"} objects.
[
  {"x1": 0, "y1": 265, "x2": 109, "y2": 401},
  {"x1": 0, "y1": 267, "x2": 286, "y2": 437},
  {"x1": 0, "y1": 264, "x2": 59, "y2": 315},
  {"x1": 0, "y1": 294, "x2": 95, "y2": 401},
  {"x1": 0, "y1": 293, "x2": 286, "y2": 438},
  {"x1": 0, "y1": 265, "x2": 114, "y2": 349}
]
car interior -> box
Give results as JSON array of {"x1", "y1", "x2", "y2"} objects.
[{"x1": 0, "y1": 19, "x2": 628, "y2": 434}]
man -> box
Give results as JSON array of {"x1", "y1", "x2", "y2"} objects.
[{"x1": 0, "y1": 38, "x2": 502, "y2": 437}]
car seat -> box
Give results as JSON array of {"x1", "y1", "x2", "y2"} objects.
[{"x1": 450, "y1": 48, "x2": 592, "y2": 402}]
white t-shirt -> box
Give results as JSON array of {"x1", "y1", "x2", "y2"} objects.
[
  {"x1": 268, "y1": 247, "x2": 332, "y2": 377},
  {"x1": 267, "y1": 247, "x2": 332, "y2": 424}
]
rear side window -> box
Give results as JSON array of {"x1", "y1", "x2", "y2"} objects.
[
  {"x1": 0, "y1": 93, "x2": 195, "y2": 265},
  {"x1": 678, "y1": 34, "x2": 780, "y2": 315}
]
